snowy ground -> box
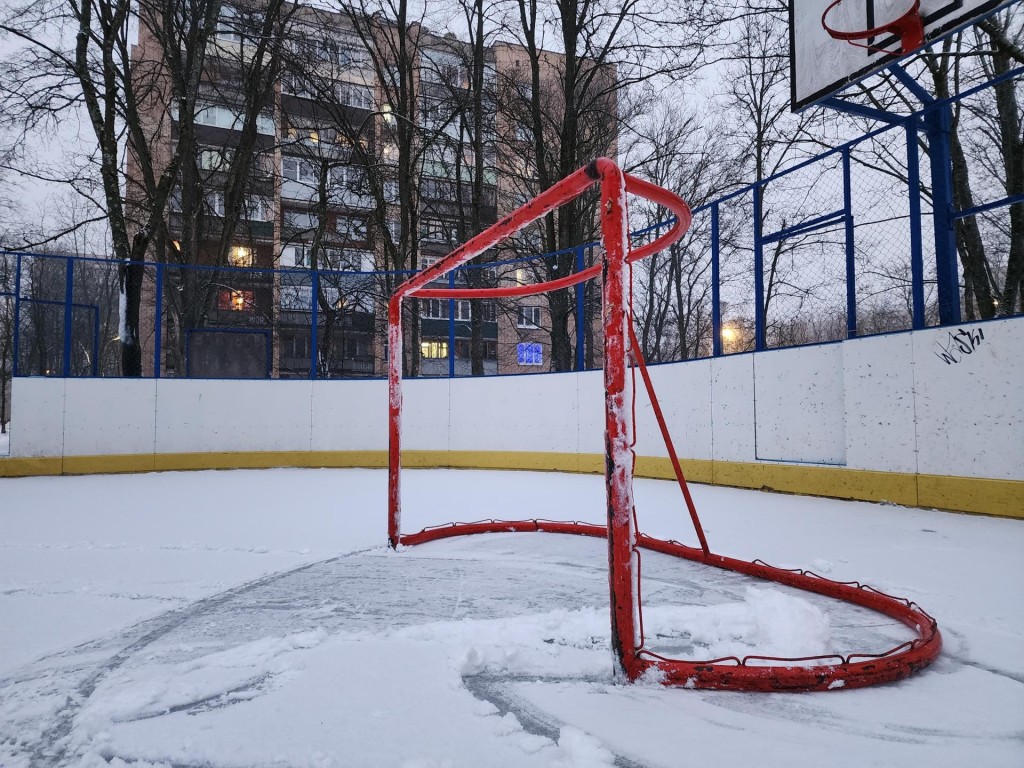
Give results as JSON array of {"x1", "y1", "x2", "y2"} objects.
[{"x1": 0, "y1": 467, "x2": 1022, "y2": 767}]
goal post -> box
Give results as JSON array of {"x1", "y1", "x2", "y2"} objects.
[{"x1": 385, "y1": 158, "x2": 942, "y2": 691}]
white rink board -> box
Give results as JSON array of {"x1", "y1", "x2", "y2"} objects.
[
  {"x1": 912, "y1": 319, "x2": 1022, "y2": 481},
  {"x1": 311, "y1": 380, "x2": 385, "y2": 453},
  {"x1": 790, "y1": 0, "x2": 1015, "y2": 109},
  {"x1": 8, "y1": 318, "x2": 1024, "y2": 483},
  {"x1": 754, "y1": 344, "x2": 846, "y2": 465},
  {"x1": 155, "y1": 380, "x2": 312, "y2": 454},
  {"x1": 634, "y1": 359, "x2": 714, "y2": 461},
  {"x1": 710, "y1": 354, "x2": 757, "y2": 463},
  {"x1": 63, "y1": 379, "x2": 157, "y2": 458},
  {"x1": 843, "y1": 332, "x2": 917, "y2": 474},
  {"x1": 400, "y1": 378, "x2": 450, "y2": 452},
  {"x1": 449, "y1": 373, "x2": 580, "y2": 454},
  {"x1": 10, "y1": 378, "x2": 65, "y2": 458}
]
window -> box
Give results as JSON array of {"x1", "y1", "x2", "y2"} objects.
[
  {"x1": 336, "y1": 216, "x2": 367, "y2": 240},
  {"x1": 199, "y1": 147, "x2": 233, "y2": 172},
  {"x1": 283, "y1": 210, "x2": 319, "y2": 231},
  {"x1": 207, "y1": 193, "x2": 270, "y2": 221},
  {"x1": 518, "y1": 305, "x2": 541, "y2": 328},
  {"x1": 454, "y1": 339, "x2": 497, "y2": 360},
  {"x1": 481, "y1": 300, "x2": 496, "y2": 322},
  {"x1": 420, "y1": 340, "x2": 448, "y2": 359},
  {"x1": 338, "y1": 82, "x2": 374, "y2": 110},
  {"x1": 454, "y1": 300, "x2": 471, "y2": 321},
  {"x1": 517, "y1": 342, "x2": 543, "y2": 366},
  {"x1": 282, "y1": 156, "x2": 316, "y2": 183},
  {"x1": 287, "y1": 334, "x2": 310, "y2": 359},
  {"x1": 285, "y1": 246, "x2": 372, "y2": 271},
  {"x1": 279, "y1": 283, "x2": 312, "y2": 310},
  {"x1": 217, "y1": 289, "x2": 253, "y2": 311},
  {"x1": 421, "y1": 50, "x2": 468, "y2": 89},
  {"x1": 420, "y1": 217, "x2": 455, "y2": 243},
  {"x1": 331, "y1": 164, "x2": 366, "y2": 193},
  {"x1": 215, "y1": 5, "x2": 241, "y2": 42},
  {"x1": 228, "y1": 246, "x2": 253, "y2": 267},
  {"x1": 244, "y1": 197, "x2": 272, "y2": 222},
  {"x1": 420, "y1": 298, "x2": 448, "y2": 319},
  {"x1": 313, "y1": 35, "x2": 368, "y2": 68},
  {"x1": 282, "y1": 74, "x2": 315, "y2": 99},
  {"x1": 420, "y1": 95, "x2": 452, "y2": 130},
  {"x1": 193, "y1": 103, "x2": 274, "y2": 135},
  {"x1": 345, "y1": 337, "x2": 369, "y2": 357},
  {"x1": 206, "y1": 191, "x2": 225, "y2": 216}
]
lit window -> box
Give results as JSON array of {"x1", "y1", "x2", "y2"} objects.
[
  {"x1": 517, "y1": 342, "x2": 543, "y2": 366},
  {"x1": 218, "y1": 288, "x2": 254, "y2": 311},
  {"x1": 228, "y1": 246, "x2": 253, "y2": 267},
  {"x1": 420, "y1": 340, "x2": 448, "y2": 359},
  {"x1": 517, "y1": 305, "x2": 541, "y2": 328}
]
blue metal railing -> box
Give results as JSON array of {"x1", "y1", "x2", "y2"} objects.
[{"x1": 1, "y1": 63, "x2": 1020, "y2": 380}]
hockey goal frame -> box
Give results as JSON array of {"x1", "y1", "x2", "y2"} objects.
[{"x1": 386, "y1": 158, "x2": 942, "y2": 691}]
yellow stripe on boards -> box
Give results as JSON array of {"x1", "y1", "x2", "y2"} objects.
[{"x1": 0, "y1": 450, "x2": 1020, "y2": 519}]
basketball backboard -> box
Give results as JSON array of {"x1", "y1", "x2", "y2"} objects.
[{"x1": 790, "y1": 0, "x2": 1016, "y2": 110}]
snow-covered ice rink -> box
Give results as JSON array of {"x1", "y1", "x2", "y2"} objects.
[{"x1": 1, "y1": 467, "x2": 1022, "y2": 767}]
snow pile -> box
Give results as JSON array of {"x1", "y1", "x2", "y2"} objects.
[
  {"x1": 642, "y1": 586, "x2": 834, "y2": 661},
  {"x1": 391, "y1": 586, "x2": 832, "y2": 678},
  {"x1": 551, "y1": 727, "x2": 616, "y2": 767}
]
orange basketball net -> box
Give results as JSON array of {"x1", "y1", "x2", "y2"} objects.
[{"x1": 822, "y1": 0, "x2": 925, "y2": 54}]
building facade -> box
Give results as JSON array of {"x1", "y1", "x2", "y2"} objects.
[{"x1": 130, "y1": 2, "x2": 612, "y2": 379}]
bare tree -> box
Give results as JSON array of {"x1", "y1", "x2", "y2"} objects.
[
  {"x1": 626, "y1": 105, "x2": 741, "y2": 361},
  {"x1": 497, "y1": 0, "x2": 710, "y2": 370},
  {"x1": 0, "y1": 0, "x2": 187, "y2": 374}
]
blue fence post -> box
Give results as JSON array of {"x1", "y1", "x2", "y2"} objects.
[
  {"x1": 62, "y1": 256, "x2": 74, "y2": 377},
  {"x1": 906, "y1": 122, "x2": 926, "y2": 329},
  {"x1": 12, "y1": 253, "x2": 22, "y2": 376},
  {"x1": 448, "y1": 270, "x2": 456, "y2": 378},
  {"x1": 91, "y1": 306, "x2": 99, "y2": 376},
  {"x1": 153, "y1": 262, "x2": 163, "y2": 378},
  {"x1": 575, "y1": 245, "x2": 585, "y2": 371},
  {"x1": 309, "y1": 269, "x2": 319, "y2": 380},
  {"x1": 924, "y1": 104, "x2": 961, "y2": 325},
  {"x1": 711, "y1": 204, "x2": 722, "y2": 357},
  {"x1": 753, "y1": 184, "x2": 766, "y2": 352},
  {"x1": 842, "y1": 148, "x2": 858, "y2": 338}
]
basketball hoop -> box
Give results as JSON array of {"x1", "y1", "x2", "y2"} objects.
[{"x1": 822, "y1": 0, "x2": 925, "y2": 55}]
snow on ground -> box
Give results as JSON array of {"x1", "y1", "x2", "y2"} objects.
[{"x1": 0, "y1": 467, "x2": 1022, "y2": 767}]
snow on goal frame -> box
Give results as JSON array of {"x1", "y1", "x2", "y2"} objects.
[{"x1": 386, "y1": 158, "x2": 942, "y2": 692}]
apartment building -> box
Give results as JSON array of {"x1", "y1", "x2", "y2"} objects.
[{"x1": 130, "y1": 2, "x2": 612, "y2": 379}]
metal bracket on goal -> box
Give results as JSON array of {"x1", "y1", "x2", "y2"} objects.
[{"x1": 385, "y1": 158, "x2": 942, "y2": 692}]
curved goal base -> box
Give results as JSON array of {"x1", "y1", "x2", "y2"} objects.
[{"x1": 398, "y1": 520, "x2": 942, "y2": 693}]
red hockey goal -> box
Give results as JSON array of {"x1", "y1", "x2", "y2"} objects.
[{"x1": 386, "y1": 158, "x2": 941, "y2": 692}]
